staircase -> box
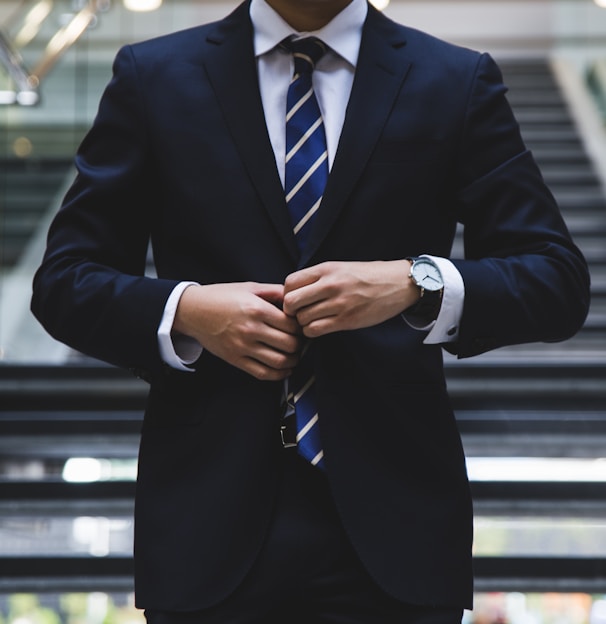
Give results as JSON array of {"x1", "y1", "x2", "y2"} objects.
[
  {"x1": 0, "y1": 158, "x2": 71, "y2": 268},
  {"x1": 0, "y1": 125, "x2": 87, "y2": 269},
  {"x1": 449, "y1": 59, "x2": 606, "y2": 592},
  {"x1": 0, "y1": 60, "x2": 605, "y2": 597},
  {"x1": 501, "y1": 60, "x2": 606, "y2": 359}
]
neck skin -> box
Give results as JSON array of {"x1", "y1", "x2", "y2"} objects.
[{"x1": 265, "y1": 0, "x2": 354, "y2": 31}]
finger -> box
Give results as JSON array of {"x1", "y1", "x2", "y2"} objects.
[
  {"x1": 241, "y1": 286, "x2": 301, "y2": 334},
  {"x1": 301, "y1": 317, "x2": 339, "y2": 338},
  {"x1": 258, "y1": 327, "x2": 302, "y2": 355},
  {"x1": 252, "y1": 344, "x2": 300, "y2": 370},
  {"x1": 241, "y1": 358, "x2": 294, "y2": 381},
  {"x1": 261, "y1": 303, "x2": 302, "y2": 336},
  {"x1": 294, "y1": 299, "x2": 340, "y2": 328},
  {"x1": 250, "y1": 282, "x2": 285, "y2": 307},
  {"x1": 239, "y1": 345, "x2": 299, "y2": 380},
  {"x1": 284, "y1": 266, "x2": 323, "y2": 295},
  {"x1": 283, "y1": 281, "x2": 329, "y2": 317}
]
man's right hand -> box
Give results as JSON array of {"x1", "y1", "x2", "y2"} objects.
[{"x1": 173, "y1": 282, "x2": 302, "y2": 381}]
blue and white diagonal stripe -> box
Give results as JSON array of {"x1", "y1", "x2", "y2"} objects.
[
  {"x1": 284, "y1": 38, "x2": 329, "y2": 252},
  {"x1": 283, "y1": 37, "x2": 328, "y2": 470}
]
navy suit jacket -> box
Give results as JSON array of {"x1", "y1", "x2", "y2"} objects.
[{"x1": 32, "y1": 1, "x2": 590, "y2": 612}]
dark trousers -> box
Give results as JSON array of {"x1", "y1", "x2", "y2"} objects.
[{"x1": 145, "y1": 450, "x2": 464, "y2": 624}]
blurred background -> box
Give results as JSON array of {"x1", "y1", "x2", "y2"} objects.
[{"x1": 1, "y1": 1, "x2": 606, "y2": 622}]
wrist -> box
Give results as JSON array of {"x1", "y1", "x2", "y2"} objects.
[
  {"x1": 173, "y1": 283, "x2": 205, "y2": 337},
  {"x1": 381, "y1": 259, "x2": 420, "y2": 314},
  {"x1": 404, "y1": 258, "x2": 421, "y2": 306},
  {"x1": 405, "y1": 256, "x2": 444, "y2": 322}
]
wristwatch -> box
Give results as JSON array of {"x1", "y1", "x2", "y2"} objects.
[{"x1": 406, "y1": 256, "x2": 444, "y2": 321}]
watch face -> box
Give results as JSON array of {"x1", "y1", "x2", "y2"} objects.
[{"x1": 411, "y1": 259, "x2": 443, "y2": 292}]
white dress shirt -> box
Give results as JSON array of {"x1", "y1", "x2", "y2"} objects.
[{"x1": 158, "y1": 0, "x2": 464, "y2": 370}]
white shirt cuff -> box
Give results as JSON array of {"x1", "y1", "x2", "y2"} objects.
[
  {"x1": 157, "y1": 281, "x2": 202, "y2": 371},
  {"x1": 405, "y1": 255, "x2": 464, "y2": 344}
]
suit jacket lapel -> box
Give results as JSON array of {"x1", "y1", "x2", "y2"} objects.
[
  {"x1": 203, "y1": 2, "x2": 299, "y2": 262},
  {"x1": 300, "y1": 7, "x2": 411, "y2": 267},
  {"x1": 201, "y1": 3, "x2": 412, "y2": 267}
]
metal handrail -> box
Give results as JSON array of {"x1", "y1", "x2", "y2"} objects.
[
  {"x1": 0, "y1": 28, "x2": 38, "y2": 105},
  {"x1": 0, "y1": 0, "x2": 103, "y2": 106}
]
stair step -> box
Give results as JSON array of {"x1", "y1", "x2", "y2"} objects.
[
  {"x1": 552, "y1": 188, "x2": 606, "y2": 209},
  {"x1": 520, "y1": 128, "x2": 583, "y2": 142},
  {"x1": 517, "y1": 114, "x2": 576, "y2": 128},
  {"x1": 588, "y1": 265, "x2": 606, "y2": 289},
  {"x1": 2, "y1": 214, "x2": 47, "y2": 234},
  {"x1": 507, "y1": 94, "x2": 568, "y2": 108},
  {"x1": 2, "y1": 196, "x2": 60, "y2": 212},
  {"x1": 557, "y1": 212, "x2": 606, "y2": 233},
  {"x1": 0, "y1": 366, "x2": 146, "y2": 412},
  {"x1": 5, "y1": 171, "x2": 67, "y2": 187},
  {"x1": 530, "y1": 146, "x2": 590, "y2": 164},
  {"x1": 0, "y1": 160, "x2": 71, "y2": 269},
  {"x1": 541, "y1": 167, "x2": 601, "y2": 186},
  {"x1": 503, "y1": 76, "x2": 559, "y2": 89}
]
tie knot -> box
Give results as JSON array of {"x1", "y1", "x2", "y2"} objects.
[{"x1": 282, "y1": 37, "x2": 327, "y2": 75}]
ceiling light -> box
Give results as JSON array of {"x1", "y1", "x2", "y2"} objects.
[
  {"x1": 123, "y1": 0, "x2": 162, "y2": 11},
  {"x1": 14, "y1": 0, "x2": 53, "y2": 48},
  {"x1": 370, "y1": 0, "x2": 390, "y2": 10}
]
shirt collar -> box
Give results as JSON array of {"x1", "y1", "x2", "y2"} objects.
[{"x1": 250, "y1": 0, "x2": 368, "y2": 68}]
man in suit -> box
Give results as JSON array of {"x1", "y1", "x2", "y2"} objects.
[{"x1": 31, "y1": 0, "x2": 590, "y2": 622}]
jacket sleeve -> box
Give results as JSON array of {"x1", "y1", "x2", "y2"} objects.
[
  {"x1": 449, "y1": 53, "x2": 590, "y2": 357},
  {"x1": 31, "y1": 45, "x2": 181, "y2": 374}
]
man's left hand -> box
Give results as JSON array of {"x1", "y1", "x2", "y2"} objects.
[{"x1": 283, "y1": 260, "x2": 420, "y2": 337}]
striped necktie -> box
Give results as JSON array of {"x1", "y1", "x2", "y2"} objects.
[{"x1": 282, "y1": 37, "x2": 328, "y2": 470}]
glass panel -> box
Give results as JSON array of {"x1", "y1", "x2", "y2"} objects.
[
  {"x1": 7, "y1": 456, "x2": 606, "y2": 485},
  {"x1": 465, "y1": 593, "x2": 599, "y2": 624},
  {"x1": 467, "y1": 457, "x2": 606, "y2": 482},
  {"x1": 0, "y1": 592, "x2": 603, "y2": 624},
  {"x1": 0, "y1": 593, "x2": 144, "y2": 624},
  {"x1": 0, "y1": 457, "x2": 138, "y2": 482},
  {"x1": 474, "y1": 515, "x2": 606, "y2": 557},
  {"x1": 0, "y1": 515, "x2": 133, "y2": 556},
  {"x1": 6, "y1": 511, "x2": 604, "y2": 559}
]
